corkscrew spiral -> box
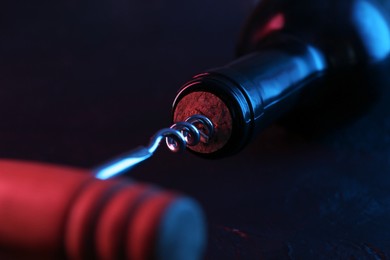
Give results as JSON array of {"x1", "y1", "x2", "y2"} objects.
[
  {"x1": 164, "y1": 114, "x2": 214, "y2": 152},
  {"x1": 94, "y1": 115, "x2": 214, "y2": 180}
]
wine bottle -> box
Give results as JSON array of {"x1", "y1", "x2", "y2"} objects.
[{"x1": 172, "y1": 0, "x2": 390, "y2": 158}]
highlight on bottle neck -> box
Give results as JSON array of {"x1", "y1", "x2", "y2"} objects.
[{"x1": 172, "y1": 39, "x2": 326, "y2": 158}]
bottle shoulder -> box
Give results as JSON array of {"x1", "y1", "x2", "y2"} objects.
[{"x1": 237, "y1": 0, "x2": 390, "y2": 65}]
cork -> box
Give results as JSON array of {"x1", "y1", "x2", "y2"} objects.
[{"x1": 173, "y1": 91, "x2": 233, "y2": 154}]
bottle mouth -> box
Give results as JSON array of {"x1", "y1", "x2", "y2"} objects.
[
  {"x1": 173, "y1": 91, "x2": 233, "y2": 154},
  {"x1": 172, "y1": 73, "x2": 253, "y2": 158}
]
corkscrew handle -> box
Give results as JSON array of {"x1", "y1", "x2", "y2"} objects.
[{"x1": 0, "y1": 160, "x2": 206, "y2": 260}]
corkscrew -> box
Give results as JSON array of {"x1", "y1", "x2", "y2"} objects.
[{"x1": 94, "y1": 114, "x2": 214, "y2": 180}]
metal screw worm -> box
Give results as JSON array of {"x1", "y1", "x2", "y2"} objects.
[{"x1": 94, "y1": 115, "x2": 214, "y2": 180}]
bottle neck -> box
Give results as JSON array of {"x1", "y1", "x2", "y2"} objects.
[
  {"x1": 211, "y1": 35, "x2": 327, "y2": 137},
  {"x1": 173, "y1": 36, "x2": 327, "y2": 157}
]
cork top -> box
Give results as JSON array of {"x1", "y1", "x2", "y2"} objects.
[{"x1": 173, "y1": 91, "x2": 233, "y2": 154}]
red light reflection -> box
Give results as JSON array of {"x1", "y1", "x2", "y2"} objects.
[{"x1": 253, "y1": 13, "x2": 285, "y2": 42}]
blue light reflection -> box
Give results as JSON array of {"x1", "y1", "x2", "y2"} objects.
[
  {"x1": 94, "y1": 147, "x2": 152, "y2": 180},
  {"x1": 352, "y1": 0, "x2": 390, "y2": 61}
]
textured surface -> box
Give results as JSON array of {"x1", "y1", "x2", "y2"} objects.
[
  {"x1": 173, "y1": 92, "x2": 232, "y2": 154},
  {"x1": 1, "y1": 0, "x2": 390, "y2": 258}
]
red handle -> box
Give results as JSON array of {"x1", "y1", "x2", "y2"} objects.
[{"x1": 0, "y1": 160, "x2": 206, "y2": 260}]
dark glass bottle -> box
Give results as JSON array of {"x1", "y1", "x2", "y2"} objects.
[{"x1": 172, "y1": 0, "x2": 390, "y2": 158}]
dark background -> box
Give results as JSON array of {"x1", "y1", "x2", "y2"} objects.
[{"x1": 1, "y1": 0, "x2": 390, "y2": 258}]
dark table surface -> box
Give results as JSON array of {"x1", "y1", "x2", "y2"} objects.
[{"x1": 2, "y1": 0, "x2": 390, "y2": 258}]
